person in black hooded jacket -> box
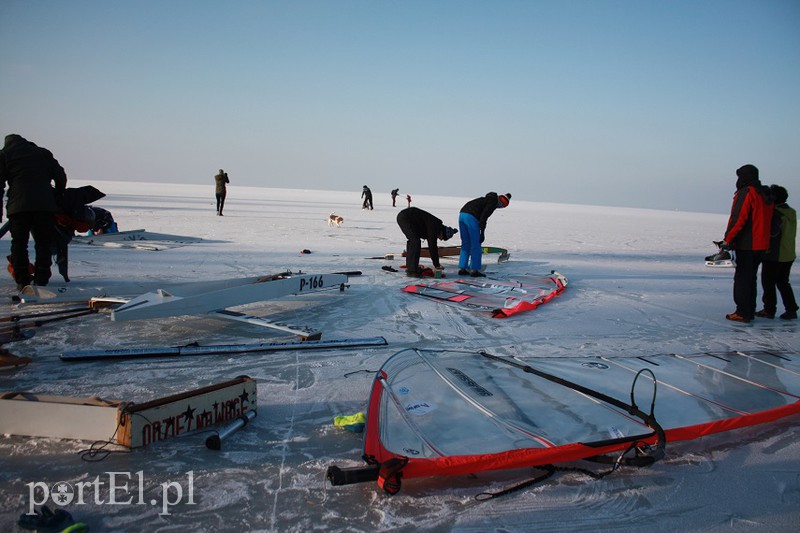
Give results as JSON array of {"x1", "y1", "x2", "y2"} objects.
[
  {"x1": 397, "y1": 207, "x2": 457, "y2": 277},
  {"x1": 458, "y1": 192, "x2": 510, "y2": 277},
  {"x1": 0, "y1": 134, "x2": 67, "y2": 289},
  {"x1": 362, "y1": 185, "x2": 373, "y2": 210}
]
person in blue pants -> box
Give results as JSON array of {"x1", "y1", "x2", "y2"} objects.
[{"x1": 458, "y1": 192, "x2": 510, "y2": 277}]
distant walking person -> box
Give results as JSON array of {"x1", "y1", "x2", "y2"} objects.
[
  {"x1": 396, "y1": 207, "x2": 457, "y2": 278},
  {"x1": 362, "y1": 185, "x2": 373, "y2": 210},
  {"x1": 391, "y1": 188, "x2": 399, "y2": 207},
  {"x1": 406, "y1": 194, "x2": 412, "y2": 208},
  {"x1": 215, "y1": 169, "x2": 229, "y2": 216},
  {"x1": 757, "y1": 184, "x2": 797, "y2": 320},
  {"x1": 0, "y1": 134, "x2": 68, "y2": 290},
  {"x1": 458, "y1": 192, "x2": 511, "y2": 277},
  {"x1": 721, "y1": 165, "x2": 773, "y2": 323}
]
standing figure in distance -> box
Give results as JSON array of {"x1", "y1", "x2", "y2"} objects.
[
  {"x1": 391, "y1": 188, "x2": 399, "y2": 207},
  {"x1": 721, "y1": 164, "x2": 773, "y2": 323},
  {"x1": 458, "y1": 192, "x2": 510, "y2": 277},
  {"x1": 0, "y1": 134, "x2": 68, "y2": 290},
  {"x1": 362, "y1": 185, "x2": 373, "y2": 210},
  {"x1": 756, "y1": 184, "x2": 797, "y2": 320},
  {"x1": 396, "y1": 206, "x2": 457, "y2": 278},
  {"x1": 215, "y1": 169, "x2": 229, "y2": 216},
  {"x1": 406, "y1": 194, "x2": 412, "y2": 208}
]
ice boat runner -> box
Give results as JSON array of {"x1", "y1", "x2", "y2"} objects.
[{"x1": 327, "y1": 348, "x2": 800, "y2": 494}]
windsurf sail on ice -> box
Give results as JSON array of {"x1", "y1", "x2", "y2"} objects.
[
  {"x1": 327, "y1": 349, "x2": 800, "y2": 494},
  {"x1": 402, "y1": 271, "x2": 567, "y2": 317}
]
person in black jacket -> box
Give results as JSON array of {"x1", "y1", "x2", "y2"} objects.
[
  {"x1": 397, "y1": 207, "x2": 457, "y2": 277},
  {"x1": 458, "y1": 192, "x2": 510, "y2": 277},
  {"x1": 0, "y1": 134, "x2": 68, "y2": 290},
  {"x1": 756, "y1": 185, "x2": 798, "y2": 320},
  {"x1": 362, "y1": 185, "x2": 373, "y2": 210}
]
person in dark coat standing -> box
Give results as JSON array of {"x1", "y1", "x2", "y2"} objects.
[
  {"x1": 458, "y1": 192, "x2": 510, "y2": 277},
  {"x1": 0, "y1": 134, "x2": 68, "y2": 289},
  {"x1": 397, "y1": 207, "x2": 457, "y2": 277},
  {"x1": 756, "y1": 184, "x2": 797, "y2": 320},
  {"x1": 391, "y1": 188, "x2": 399, "y2": 207},
  {"x1": 362, "y1": 185, "x2": 373, "y2": 210},
  {"x1": 215, "y1": 169, "x2": 229, "y2": 216},
  {"x1": 721, "y1": 164, "x2": 773, "y2": 322}
]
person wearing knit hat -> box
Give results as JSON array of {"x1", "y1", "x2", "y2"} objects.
[
  {"x1": 457, "y1": 192, "x2": 511, "y2": 277},
  {"x1": 396, "y1": 207, "x2": 457, "y2": 277},
  {"x1": 214, "y1": 169, "x2": 229, "y2": 216},
  {"x1": 756, "y1": 184, "x2": 797, "y2": 320},
  {"x1": 721, "y1": 164, "x2": 773, "y2": 322}
]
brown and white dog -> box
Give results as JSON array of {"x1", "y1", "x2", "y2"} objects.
[{"x1": 327, "y1": 213, "x2": 344, "y2": 227}]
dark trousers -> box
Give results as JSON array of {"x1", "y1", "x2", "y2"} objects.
[
  {"x1": 733, "y1": 250, "x2": 763, "y2": 320},
  {"x1": 397, "y1": 211, "x2": 421, "y2": 275},
  {"x1": 9, "y1": 211, "x2": 55, "y2": 286},
  {"x1": 216, "y1": 192, "x2": 226, "y2": 214},
  {"x1": 761, "y1": 260, "x2": 798, "y2": 314}
]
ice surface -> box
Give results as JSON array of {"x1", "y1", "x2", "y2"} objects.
[{"x1": 1, "y1": 181, "x2": 798, "y2": 531}]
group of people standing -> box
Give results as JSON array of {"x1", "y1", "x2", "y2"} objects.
[
  {"x1": 364, "y1": 186, "x2": 411, "y2": 210},
  {"x1": 722, "y1": 164, "x2": 797, "y2": 322}
]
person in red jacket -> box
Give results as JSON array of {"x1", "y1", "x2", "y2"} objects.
[{"x1": 721, "y1": 164, "x2": 773, "y2": 322}]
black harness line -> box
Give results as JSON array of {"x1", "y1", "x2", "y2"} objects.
[
  {"x1": 477, "y1": 351, "x2": 666, "y2": 466},
  {"x1": 473, "y1": 352, "x2": 666, "y2": 500}
]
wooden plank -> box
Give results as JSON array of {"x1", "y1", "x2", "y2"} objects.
[
  {"x1": 119, "y1": 376, "x2": 257, "y2": 448},
  {"x1": 0, "y1": 377, "x2": 257, "y2": 448},
  {"x1": 0, "y1": 393, "x2": 123, "y2": 442}
]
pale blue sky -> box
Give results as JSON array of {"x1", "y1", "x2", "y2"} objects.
[{"x1": 2, "y1": 0, "x2": 798, "y2": 213}]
